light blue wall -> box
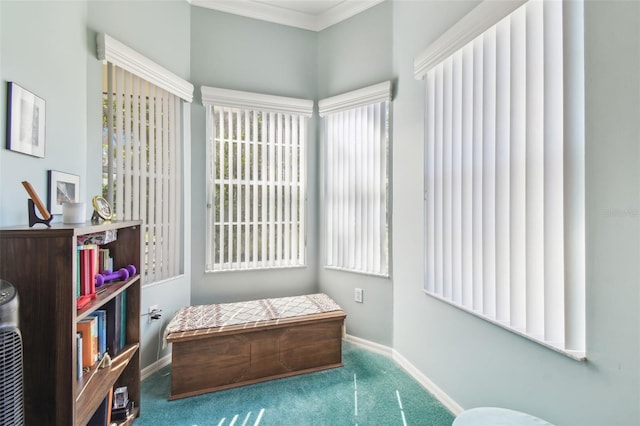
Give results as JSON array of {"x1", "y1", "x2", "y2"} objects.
[
  {"x1": 316, "y1": 2, "x2": 394, "y2": 346},
  {"x1": 188, "y1": 7, "x2": 319, "y2": 304},
  {"x1": 391, "y1": 1, "x2": 640, "y2": 425},
  {"x1": 0, "y1": 1, "x2": 88, "y2": 226}
]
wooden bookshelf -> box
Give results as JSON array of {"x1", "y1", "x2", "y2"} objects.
[{"x1": 0, "y1": 220, "x2": 141, "y2": 425}]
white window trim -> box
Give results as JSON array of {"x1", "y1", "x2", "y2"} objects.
[
  {"x1": 319, "y1": 81, "x2": 391, "y2": 116},
  {"x1": 97, "y1": 33, "x2": 194, "y2": 102},
  {"x1": 201, "y1": 86, "x2": 313, "y2": 116}
]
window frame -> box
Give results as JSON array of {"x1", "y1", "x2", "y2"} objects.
[
  {"x1": 319, "y1": 81, "x2": 392, "y2": 278},
  {"x1": 202, "y1": 86, "x2": 313, "y2": 273},
  {"x1": 414, "y1": 0, "x2": 586, "y2": 360},
  {"x1": 98, "y1": 33, "x2": 193, "y2": 286}
]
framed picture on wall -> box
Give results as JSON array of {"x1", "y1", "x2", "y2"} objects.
[
  {"x1": 6, "y1": 82, "x2": 46, "y2": 158},
  {"x1": 48, "y1": 170, "x2": 80, "y2": 215}
]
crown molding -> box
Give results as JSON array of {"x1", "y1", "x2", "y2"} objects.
[
  {"x1": 316, "y1": 0, "x2": 385, "y2": 31},
  {"x1": 201, "y1": 86, "x2": 314, "y2": 116},
  {"x1": 188, "y1": 0, "x2": 385, "y2": 32},
  {"x1": 97, "y1": 33, "x2": 194, "y2": 102},
  {"x1": 319, "y1": 80, "x2": 391, "y2": 116}
]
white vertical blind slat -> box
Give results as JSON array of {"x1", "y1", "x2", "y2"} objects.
[
  {"x1": 261, "y1": 113, "x2": 268, "y2": 266},
  {"x1": 298, "y1": 116, "x2": 306, "y2": 264},
  {"x1": 495, "y1": 16, "x2": 511, "y2": 323},
  {"x1": 425, "y1": 72, "x2": 436, "y2": 293},
  {"x1": 132, "y1": 74, "x2": 141, "y2": 221},
  {"x1": 563, "y1": 0, "x2": 586, "y2": 352},
  {"x1": 460, "y1": 43, "x2": 474, "y2": 309},
  {"x1": 284, "y1": 113, "x2": 292, "y2": 265},
  {"x1": 218, "y1": 108, "x2": 226, "y2": 269},
  {"x1": 205, "y1": 105, "x2": 214, "y2": 270},
  {"x1": 139, "y1": 80, "x2": 148, "y2": 263},
  {"x1": 434, "y1": 64, "x2": 444, "y2": 295},
  {"x1": 443, "y1": 58, "x2": 453, "y2": 300},
  {"x1": 472, "y1": 38, "x2": 484, "y2": 312},
  {"x1": 115, "y1": 67, "x2": 124, "y2": 221},
  {"x1": 543, "y1": 0, "x2": 565, "y2": 344},
  {"x1": 251, "y1": 111, "x2": 259, "y2": 268},
  {"x1": 525, "y1": 0, "x2": 545, "y2": 338},
  {"x1": 161, "y1": 91, "x2": 170, "y2": 278},
  {"x1": 236, "y1": 109, "x2": 242, "y2": 267},
  {"x1": 244, "y1": 110, "x2": 251, "y2": 268},
  {"x1": 147, "y1": 84, "x2": 157, "y2": 282},
  {"x1": 291, "y1": 115, "x2": 299, "y2": 265},
  {"x1": 124, "y1": 72, "x2": 132, "y2": 222},
  {"x1": 276, "y1": 113, "x2": 283, "y2": 265},
  {"x1": 452, "y1": 51, "x2": 463, "y2": 305},
  {"x1": 509, "y1": 6, "x2": 527, "y2": 331},
  {"x1": 482, "y1": 26, "x2": 497, "y2": 318}
]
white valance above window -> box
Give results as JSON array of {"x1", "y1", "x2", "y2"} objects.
[
  {"x1": 318, "y1": 81, "x2": 391, "y2": 116},
  {"x1": 201, "y1": 86, "x2": 313, "y2": 117},
  {"x1": 413, "y1": 0, "x2": 527, "y2": 80},
  {"x1": 97, "y1": 33, "x2": 194, "y2": 102}
]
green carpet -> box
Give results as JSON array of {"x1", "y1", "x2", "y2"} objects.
[{"x1": 136, "y1": 341, "x2": 454, "y2": 426}]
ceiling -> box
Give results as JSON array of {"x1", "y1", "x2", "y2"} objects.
[{"x1": 188, "y1": 0, "x2": 385, "y2": 32}]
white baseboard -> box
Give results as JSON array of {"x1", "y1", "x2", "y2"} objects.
[
  {"x1": 344, "y1": 334, "x2": 463, "y2": 416},
  {"x1": 344, "y1": 334, "x2": 394, "y2": 357},
  {"x1": 391, "y1": 349, "x2": 464, "y2": 416},
  {"x1": 141, "y1": 353, "x2": 172, "y2": 381}
]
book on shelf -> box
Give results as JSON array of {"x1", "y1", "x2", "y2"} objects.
[
  {"x1": 76, "y1": 332, "x2": 83, "y2": 379},
  {"x1": 77, "y1": 317, "x2": 98, "y2": 368},
  {"x1": 87, "y1": 310, "x2": 107, "y2": 360},
  {"x1": 105, "y1": 293, "x2": 126, "y2": 357},
  {"x1": 77, "y1": 245, "x2": 95, "y2": 298},
  {"x1": 98, "y1": 248, "x2": 113, "y2": 274},
  {"x1": 77, "y1": 244, "x2": 114, "y2": 302}
]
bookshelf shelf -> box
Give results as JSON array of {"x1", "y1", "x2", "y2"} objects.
[
  {"x1": 0, "y1": 220, "x2": 142, "y2": 425},
  {"x1": 77, "y1": 275, "x2": 140, "y2": 320}
]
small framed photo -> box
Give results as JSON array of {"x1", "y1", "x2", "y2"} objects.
[
  {"x1": 6, "y1": 82, "x2": 46, "y2": 158},
  {"x1": 48, "y1": 170, "x2": 80, "y2": 215}
]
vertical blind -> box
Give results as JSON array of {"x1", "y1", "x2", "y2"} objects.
[
  {"x1": 103, "y1": 62, "x2": 183, "y2": 284},
  {"x1": 203, "y1": 88, "x2": 312, "y2": 272},
  {"x1": 320, "y1": 82, "x2": 391, "y2": 277},
  {"x1": 419, "y1": 0, "x2": 585, "y2": 356}
]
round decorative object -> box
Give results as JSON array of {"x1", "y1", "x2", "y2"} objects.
[{"x1": 92, "y1": 196, "x2": 112, "y2": 221}]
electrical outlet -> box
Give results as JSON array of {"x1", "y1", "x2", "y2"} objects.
[
  {"x1": 354, "y1": 288, "x2": 363, "y2": 303},
  {"x1": 148, "y1": 304, "x2": 161, "y2": 323}
]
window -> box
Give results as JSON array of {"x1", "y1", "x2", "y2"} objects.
[
  {"x1": 99, "y1": 34, "x2": 193, "y2": 285},
  {"x1": 202, "y1": 87, "x2": 313, "y2": 272},
  {"x1": 319, "y1": 81, "x2": 391, "y2": 277},
  {"x1": 415, "y1": 0, "x2": 585, "y2": 357}
]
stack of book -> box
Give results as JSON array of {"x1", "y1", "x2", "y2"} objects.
[
  {"x1": 76, "y1": 293, "x2": 127, "y2": 379},
  {"x1": 77, "y1": 245, "x2": 114, "y2": 294}
]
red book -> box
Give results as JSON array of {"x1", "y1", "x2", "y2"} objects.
[
  {"x1": 87, "y1": 245, "x2": 98, "y2": 295},
  {"x1": 83, "y1": 248, "x2": 92, "y2": 296}
]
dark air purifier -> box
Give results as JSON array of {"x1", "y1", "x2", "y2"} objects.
[{"x1": 0, "y1": 279, "x2": 24, "y2": 426}]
